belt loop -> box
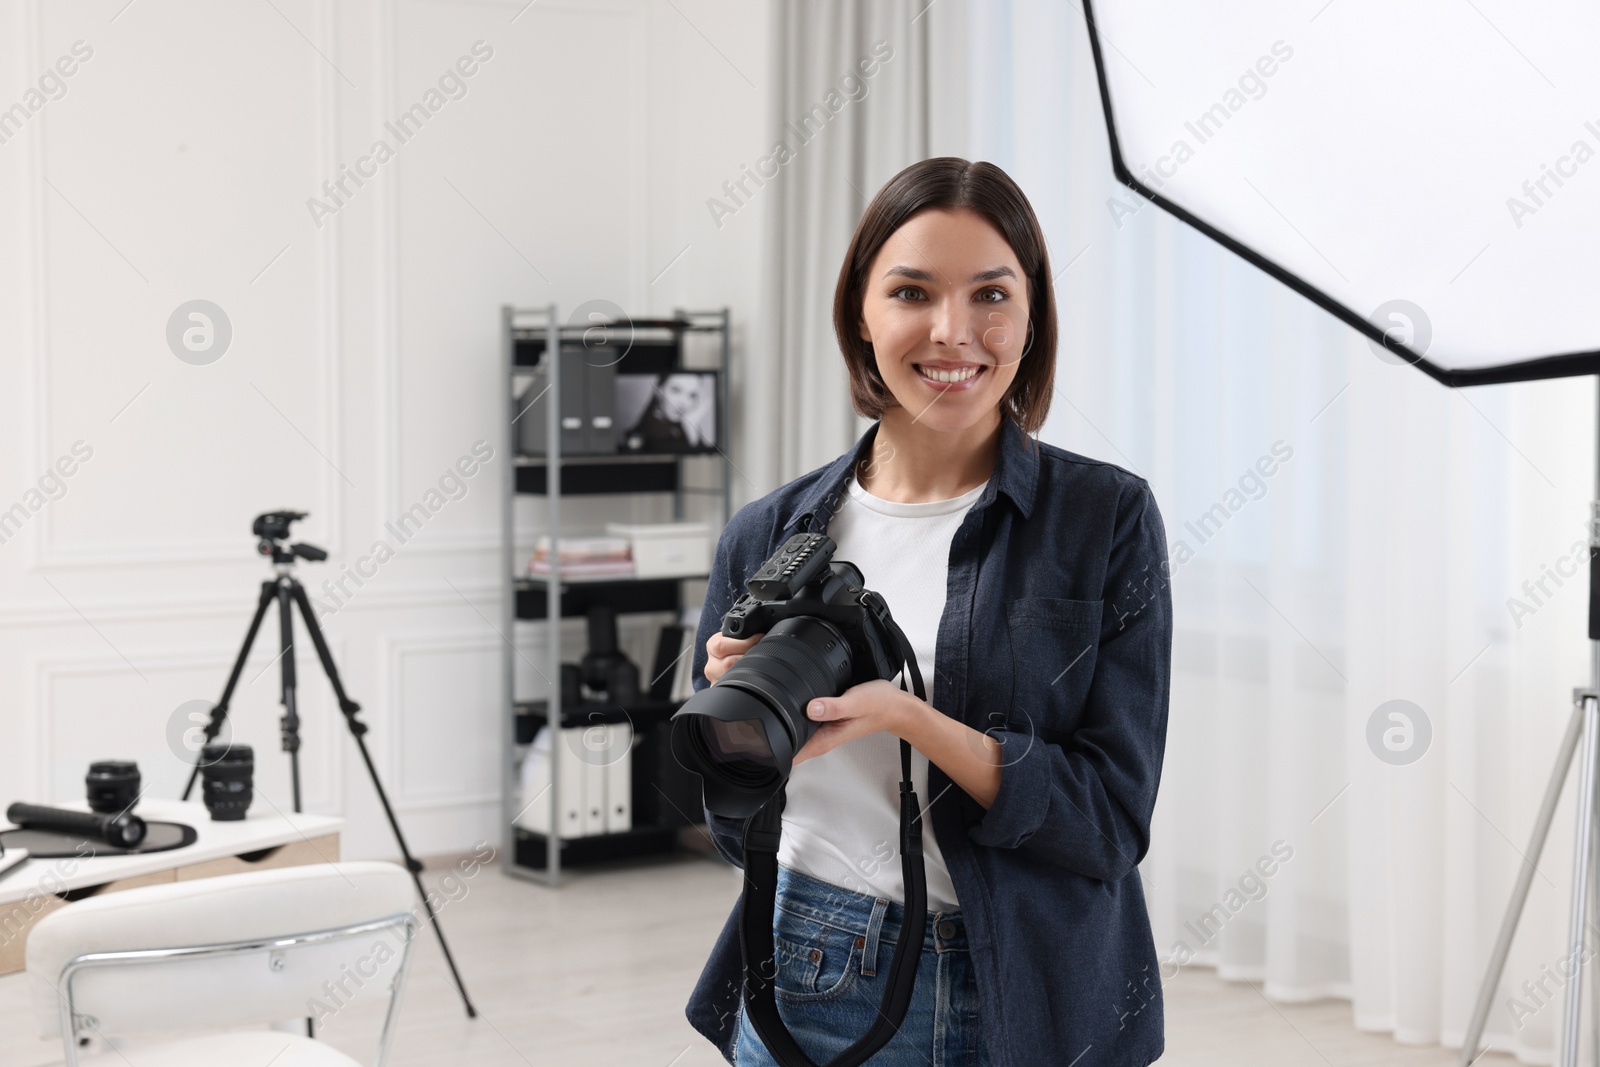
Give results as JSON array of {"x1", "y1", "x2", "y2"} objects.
[{"x1": 859, "y1": 897, "x2": 889, "y2": 977}]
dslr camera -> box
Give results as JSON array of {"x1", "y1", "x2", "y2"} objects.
[{"x1": 669, "y1": 532, "x2": 911, "y2": 818}]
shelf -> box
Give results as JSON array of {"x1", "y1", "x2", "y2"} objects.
[
  {"x1": 508, "y1": 706, "x2": 708, "y2": 869},
  {"x1": 515, "y1": 572, "x2": 707, "y2": 586},
  {"x1": 512, "y1": 333, "x2": 679, "y2": 375},
  {"x1": 515, "y1": 697, "x2": 685, "y2": 736},
  {"x1": 513, "y1": 826, "x2": 679, "y2": 869},
  {"x1": 514, "y1": 575, "x2": 695, "y2": 619},
  {"x1": 513, "y1": 453, "x2": 690, "y2": 465},
  {"x1": 515, "y1": 456, "x2": 680, "y2": 495},
  {"x1": 502, "y1": 304, "x2": 728, "y2": 884},
  {"x1": 510, "y1": 316, "x2": 695, "y2": 335}
]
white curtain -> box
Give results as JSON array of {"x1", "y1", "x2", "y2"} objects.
[
  {"x1": 959, "y1": 1, "x2": 1600, "y2": 1063},
  {"x1": 742, "y1": 0, "x2": 932, "y2": 493}
]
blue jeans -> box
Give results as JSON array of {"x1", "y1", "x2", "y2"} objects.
[{"x1": 734, "y1": 865, "x2": 992, "y2": 1066}]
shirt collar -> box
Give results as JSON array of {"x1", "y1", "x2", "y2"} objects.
[{"x1": 783, "y1": 417, "x2": 1039, "y2": 536}]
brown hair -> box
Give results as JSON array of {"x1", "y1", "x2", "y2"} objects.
[{"x1": 833, "y1": 157, "x2": 1057, "y2": 436}]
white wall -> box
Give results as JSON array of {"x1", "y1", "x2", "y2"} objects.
[{"x1": 0, "y1": 0, "x2": 774, "y2": 858}]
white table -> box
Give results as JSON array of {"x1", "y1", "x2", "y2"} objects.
[{"x1": 0, "y1": 799, "x2": 342, "y2": 974}]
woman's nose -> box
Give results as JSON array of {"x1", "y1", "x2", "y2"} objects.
[{"x1": 927, "y1": 296, "x2": 974, "y2": 348}]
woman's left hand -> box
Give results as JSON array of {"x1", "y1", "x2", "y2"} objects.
[{"x1": 791, "y1": 679, "x2": 922, "y2": 766}]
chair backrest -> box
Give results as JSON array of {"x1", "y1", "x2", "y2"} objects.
[{"x1": 26, "y1": 861, "x2": 416, "y2": 1049}]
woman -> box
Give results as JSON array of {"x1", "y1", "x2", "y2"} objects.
[
  {"x1": 624, "y1": 372, "x2": 714, "y2": 451},
  {"x1": 684, "y1": 158, "x2": 1172, "y2": 1067}
]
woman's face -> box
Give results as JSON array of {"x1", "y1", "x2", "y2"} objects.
[
  {"x1": 857, "y1": 207, "x2": 1031, "y2": 434},
  {"x1": 660, "y1": 375, "x2": 702, "y2": 414}
]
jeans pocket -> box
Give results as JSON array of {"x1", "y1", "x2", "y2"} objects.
[
  {"x1": 771, "y1": 933, "x2": 821, "y2": 996},
  {"x1": 772, "y1": 908, "x2": 862, "y2": 1004}
]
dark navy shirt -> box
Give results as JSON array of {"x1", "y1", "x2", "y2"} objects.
[{"x1": 684, "y1": 416, "x2": 1172, "y2": 1067}]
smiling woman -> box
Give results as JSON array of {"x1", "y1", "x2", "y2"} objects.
[
  {"x1": 685, "y1": 157, "x2": 1174, "y2": 1067},
  {"x1": 834, "y1": 161, "x2": 1056, "y2": 470}
]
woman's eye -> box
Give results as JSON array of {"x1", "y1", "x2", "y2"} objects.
[{"x1": 889, "y1": 285, "x2": 1009, "y2": 302}]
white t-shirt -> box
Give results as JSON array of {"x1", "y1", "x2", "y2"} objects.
[{"x1": 776, "y1": 470, "x2": 989, "y2": 913}]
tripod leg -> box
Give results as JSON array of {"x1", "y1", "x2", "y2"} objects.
[
  {"x1": 183, "y1": 580, "x2": 277, "y2": 801},
  {"x1": 1563, "y1": 694, "x2": 1600, "y2": 1067},
  {"x1": 1462, "y1": 701, "x2": 1586, "y2": 1065},
  {"x1": 288, "y1": 580, "x2": 478, "y2": 1019},
  {"x1": 277, "y1": 580, "x2": 303, "y2": 813}
]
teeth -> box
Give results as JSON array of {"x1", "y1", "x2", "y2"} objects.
[{"x1": 917, "y1": 365, "x2": 980, "y2": 384}]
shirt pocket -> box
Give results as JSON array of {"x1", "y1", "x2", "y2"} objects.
[{"x1": 1003, "y1": 596, "x2": 1102, "y2": 743}]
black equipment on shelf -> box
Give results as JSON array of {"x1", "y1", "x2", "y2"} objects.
[
  {"x1": 580, "y1": 605, "x2": 627, "y2": 692},
  {"x1": 561, "y1": 662, "x2": 583, "y2": 707},
  {"x1": 650, "y1": 624, "x2": 688, "y2": 701}
]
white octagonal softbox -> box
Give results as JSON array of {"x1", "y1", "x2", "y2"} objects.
[
  {"x1": 1081, "y1": 0, "x2": 1600, "y2": 386},
  {"x1": 1079, "y1": 4, "x2": 1600, "y2": 1064}
]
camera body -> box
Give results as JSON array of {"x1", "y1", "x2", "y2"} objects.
[
  {"x1": 670, "y1": 532, "x2": 909, "y2": 818},
  {"x1": 720, "y1": 532, "x2": 902, "y2": 685}
]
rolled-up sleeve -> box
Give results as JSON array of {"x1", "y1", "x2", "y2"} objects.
[
  {"x1": 967, "y1": 481, "x2": 1172, "y2": 883},
  {"x1": 691, "y1": 509, "x2": 758, "y2": 869}
]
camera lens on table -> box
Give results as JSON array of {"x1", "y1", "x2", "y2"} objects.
[
  {"x1": 85, "y1": 760, "x2": 141, "y2": 815},
  {"x1": 200, "y1": 744, "x2": 254, "y2": 821}
]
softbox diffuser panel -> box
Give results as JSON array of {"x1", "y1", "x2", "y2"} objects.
[{"x1": 1082, "y1": 0, "x2": 1600, "y2": 386}]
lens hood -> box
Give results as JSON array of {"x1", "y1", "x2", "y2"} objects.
[{"x1": 670, "y1": 682, "x2": 796, "y2": 819}]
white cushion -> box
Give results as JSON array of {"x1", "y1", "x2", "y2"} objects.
[
  {"x1": 28, "y1": 861, "x2": 415, "y2": 1041},
  {"x1": 54, "y1": 1030, "x2": 362, "y2": 1066}
]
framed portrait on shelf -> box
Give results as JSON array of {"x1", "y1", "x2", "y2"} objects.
[{"x1": 614, "y1": 371, "x2": 720, "y2": 454}]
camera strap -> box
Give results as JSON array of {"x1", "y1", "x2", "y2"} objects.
[{"x1": 738, "y1": 610, "x2": 928, "y2": 1066}]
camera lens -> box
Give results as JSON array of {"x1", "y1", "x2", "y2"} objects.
[
  {"x1": 200, "y1": 743, "x2": 254, "y2": 822},
  {"x1": 670, "y1": 615, "x2": 853, "y2": 817},
  {"x1": 689, "y1": 717, "x2": 780, "y2": 793},
  {"x1": 697, "y1": 717, "x2": 777, "y2": 768},
  {"x1": 85, "y1": 760, "x2": 141, "y2": 815}
]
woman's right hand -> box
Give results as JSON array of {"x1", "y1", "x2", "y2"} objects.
[{"x1": 704, "y1": 631, "x2": 763, "y2": 685}]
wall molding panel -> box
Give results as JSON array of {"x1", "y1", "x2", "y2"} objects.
[{"x1": 2, "y1": 0, "x2": 772, "y2": 859}]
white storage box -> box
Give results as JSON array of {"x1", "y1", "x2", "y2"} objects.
[{"x1": 604, "y1": 521, "x2": 712, "y2": 579}]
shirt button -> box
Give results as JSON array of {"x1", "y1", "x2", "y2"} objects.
[{"x1": 937, "y1": 919, "x2": 958, "y2": 939}]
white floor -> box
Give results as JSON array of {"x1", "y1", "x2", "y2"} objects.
[{"x1": 0, "y1": 845, "x2": 1518, "y2": 1066}]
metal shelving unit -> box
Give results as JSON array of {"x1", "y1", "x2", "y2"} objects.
[{"x1": 499, "y1": 305, "x2": 731, "y2": 887}]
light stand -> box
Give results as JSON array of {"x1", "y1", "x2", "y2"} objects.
[
  {"x1": 1461, "y1": 385, "x2": 1600, "y2": 1066},
  {"x1": 181, "y1": 511, "x2": 478, "y2": 1020}
]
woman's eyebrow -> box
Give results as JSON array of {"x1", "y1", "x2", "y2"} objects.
[{"x1": 882, "y1": 265, "x2": 1017, "y2": 284}]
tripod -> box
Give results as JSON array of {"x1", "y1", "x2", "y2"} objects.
[
  {"x1": 181, "y1": 512, "x2": 477, "y2": 1018},
  {"x1": 1462, "y1": 397, "x2": 1600, "y2": 1066}
]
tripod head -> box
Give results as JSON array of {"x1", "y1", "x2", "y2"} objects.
[{"x1": 253, "y1": 510, "x2": 327, "y2": 567}]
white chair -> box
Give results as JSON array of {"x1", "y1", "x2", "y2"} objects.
[{"x1": 25, "y1": 861, "x2": 418, "y2": 1066}]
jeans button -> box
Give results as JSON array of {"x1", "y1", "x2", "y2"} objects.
[{"x1": 937, "y1": 919, "x2": 957, "y2": 939}]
